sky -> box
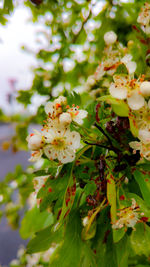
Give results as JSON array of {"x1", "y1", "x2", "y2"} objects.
[{"x1": 0, "y1": 5, "x2": 40, "y2": 114}]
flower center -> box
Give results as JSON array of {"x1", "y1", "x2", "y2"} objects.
[{"x1": 52, "y1": 137, "x2": 66, "y2": 150}]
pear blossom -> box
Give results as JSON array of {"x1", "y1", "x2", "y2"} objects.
[
  {"x1": 104, "y1": 31, "x2": 117, "y2": 45},
  {"x1": 112, "y1": 199, "x2": 140, "y2": 230},
  {"x1": 67, "y1": 106, "x2": 88, "y2": 125},
  {"x1": 137, "y1": 3, "x2": 150, "y2": 35},
  {"x1": 44, "y1": 128, "x2": 81, "y2": 163},
  {"x1": 134, "y1": 100, "x2": 150, "y2": 129}
]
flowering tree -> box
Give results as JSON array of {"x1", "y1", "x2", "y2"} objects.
[{"x1": 1, "y1": 1, "x2": 150, "y2": 266}]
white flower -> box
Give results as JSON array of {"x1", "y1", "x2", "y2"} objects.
[
  {"x1": 44, "y1": 129, "x2": 81, "y2": 163},
  {"x1": 59, "y1": 112, "x2": 72, "y2": 125},
  {"x1": 139, "y1": 128, "x2": 150, "y2": 144},
  {"x1": 67, "y1": 107, "x2": 88, "y2": 125},
  {"x1": 109, "y1": 75, "x2": 128, "y2": 100},
  {"x1": 140, "y1": 81, "x2": 150, "y2": 96},
  {"x1": 27, "y1": 130, "x2": 45, "y2": 151},
  {"x1": 137, "y1": 3, "x2": 150, "y2": 34},
  {"x1": 129, "y1": 141, "x2": 150, "y2": 161},
  {"x1": 109, "y1": 75, "x2": 145, "y2": 110},
  {"x1": 121, "y1": 54, "x2": 137, "y2": 74},
  {"x1": 112, "y1": 199, "x2": 139, "y2": 230},
  {"x1": 127, "y1": 91, "x2": 145, "y2": 110},
  {"x1": 29, "y1": 150, "x2": 43, "y2": 162},
  {"x1": 45, "y1": 96, "x2": 67, "y2": 118},
  {"x1": 104, "y1": 31, "x2": 117, "y2": 45}
]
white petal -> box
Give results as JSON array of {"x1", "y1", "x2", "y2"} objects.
[
  {"x1": 139, "y1": 128, "x2": 150, "y2": 144},
  {"x1": 109, "y1": 83, "x2": 127, "y2": 99},
  {"x1": 69, "y1": 131, "x2": 81, "y2": 149},
  {"x1": 126, "y1": 61, "x2": 137, "y2": 74},
  {"x1": 78, "y1": 110, "x2": 88, "y2": 119},
  {"x1": 45, "y1": 102, "x2": 54, "y2": 114},
  {"x1": 127, "y1": 92, "x2": 145, "y2": 110},
  {"x1": 121, "y1": 54, "x2": 132, "y2": 64},
  {"x1": 129, "y1": 141, "x2": 141, "y2": 150},
  {"x1": 104, "y1": 31, "x2": 117, "y2": 45},
  {"x1": 140, "y1": 81, "x2": 150, "y2": 96},
  {"x1": 44, "y1": 145, "x2": 57, "y2": 160},
  {"x1": 60, "y1": 148, "x2": 75, "y2": 163}
]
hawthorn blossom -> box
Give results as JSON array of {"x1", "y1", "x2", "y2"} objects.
[
  {"x1": 45, "y1": 96, "x2": 67, "y2": 118},
  {"x1": 109, "y1": 75, "x2": 145, "y2": 110},
  {"x1": 121, "y1": 54, "x2": 137, "y2": 74},
  {"x1": 27, "y1": 130, "x2": 45, "y2": 150},
  {"x1": 29, "y1": 150, "x2": 43, "y2": 162},
  {"x1": 137, "y1": 3, "x2": 150, "y2": 35},
  {"x1": 67, "y1": 106, "x2": 88, "y2": 125},
  {"x1": 112, "y1": 199, "x2": 140, "y2": 230},
  {"x1": 134, "y1": 100, "x2": 150, "y2": 129},
  {"x1": 129, "y1": 141, "x2": 150, "y2": 161},
  {"x1": 44, "y1": 128, "x2": 81, "y2": 163},
  {"x1": 104, "y1": 31, "x2": 117, "y2": 45}
]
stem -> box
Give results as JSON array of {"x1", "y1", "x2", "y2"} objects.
[
  {"x1": 94, "y1": 122, "x2": 113, "y2": 146},
  {"x1": 84, "y1": 140, "x2": 113, "y2": 151}
]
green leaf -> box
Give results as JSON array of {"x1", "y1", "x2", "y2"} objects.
[
  {"x1": 130, "y1": 223, "x2": 150, "y2": 257},
  {"x1": 98, "y1": 95, "x2": 129, "y2": 117},
  {"x1": 113, "y1": 228, "x2": 125, "y2": 243},
  {"x1": 20, "y1": 206, "x2": 53, "y2": 239},
  {"x1": 84, "y1": 181, "x2": 97, "y2": 197},
  {"x1": 129, "y1": 116, "x2": 138, "y2": 137},
  {"x1": 133, "y1": 169, "x2": 150, "y2": 207},
  {"x1": 27, "y1": 225, "x2": 62, "y2": 253},
  {"x1": 114, "y1": 63, "x2": 128, "y2": 75},
  {"x1": 54, "y1": 163, "x2": 76, "y2": 231},
  {"x1": 115, "y1": 234, "x2": 129, "y2": 267},
  {"x1": 51, "y1": 211, "x2": 96, "y2": 267},
  {"x1": 3, "y1": 0, "x2": 13, "y2": 12},
  {"x1": 107, "y1": 173, "x2": 116, "y2": 224}
]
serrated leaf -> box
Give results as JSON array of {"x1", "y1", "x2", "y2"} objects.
[
  {"x1": 84, "y1": 181, "x2": 97, "y2": 196},
  {"x1": 27, "y1": 225, "x2": 62, "y2": 253},
  {"x1": 130, "y1": 223, "x2": 150, "y2": 257},
  {"x1": 113, "y1": 228, "x2": 125, "y2": 243},
  {"x1": 51, "y1": 211, "x2": 96, "y2": 267},
  {"x1": 133, "y1": 169, "x2": 150, "y2": 207},
  {"x1": 98, "y1": 95, "x2": 129, "y2": 117},
  {"x1": 54, "y1": 163, "x2": 76, "y2": 230},
  {"x1": 20, "y1": 206, "x2": 53, "y2": 239}
]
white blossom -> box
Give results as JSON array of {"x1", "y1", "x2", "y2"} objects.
[
  {"x1": 104, "y1": 31, "x2": 117, "y2": 45},
  {"x1": 140, "y1": 81, "x2": 150, "y2": 96},
  {"x1": 67, "y1": 107, "x2": 88, "y2": 125},
  {"x1": 27, "y1": 130, "x2": 45, "y2": 151},
  {"x1": 44, "y1": 129, "x2": 81, "y2": 163},
  {"x1": 112, "y1": 199, "x2": 139, "y2": 230}
]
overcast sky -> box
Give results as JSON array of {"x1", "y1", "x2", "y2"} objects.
[{"x1": 0, "y1": 5, "x2": 39, "y2": 112}]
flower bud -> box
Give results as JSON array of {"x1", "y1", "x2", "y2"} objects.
[
  {"x1": 27, "y1": 133, "x2": 44, "y2": 150},
  {"x1": 104, "y1": 31, "x2": 117, "y2": 45},
  {"x1": 59, "y1": 112, "x2": 72, "y2": 124},
  {"x1": 140, "y1": 81, "x2": 150, "y2": 96}
]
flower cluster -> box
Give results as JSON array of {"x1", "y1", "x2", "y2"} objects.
[
  {"x1": 137, "y1": 2, "x2": 150, "y2": 35},
  {"x1": 85, "y1": 31, "x2": 137, "y2": 92},
  {"x1": 112, "y1": 199, "x2": 140, "y2": 230},
  {"x1": 27, "y1": 96, "x2": 87, "y2": 164}
]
